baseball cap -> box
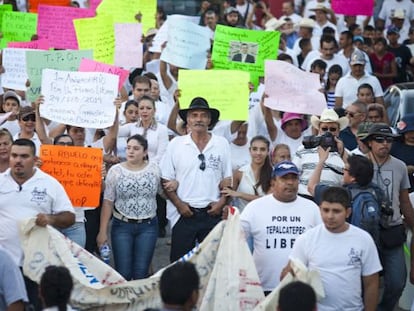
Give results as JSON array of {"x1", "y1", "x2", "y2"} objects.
[
  {"x1": 3, "y1": 90, "x2": 21, "y2": 106},
  {"x1": 387, "y1": 25, "x2": 400, "y2": 35},
  {"x1": 356, "y1": 121, "x2": 373, "y2": 139},
  {"x1": 360, "y1": 123, "x2": 399, "y2": 142},
  {"x1": 272, "y1": 161, "x2": 299, "y2": 178},
  {"x1": 349, "y1": 49, "x2": 366, "y2": 66},
  {"x1": 19, "y1": 106, "x2": 35, "y2": 118}
]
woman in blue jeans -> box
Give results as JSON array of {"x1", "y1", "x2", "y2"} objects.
[{"x1": 97, "y1": 134, "x2": 161, "y2": 280}]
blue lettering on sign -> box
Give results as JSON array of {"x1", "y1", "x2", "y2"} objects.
[{"x1": 78, "y1": 262, "x2": 100, "y2": 284}]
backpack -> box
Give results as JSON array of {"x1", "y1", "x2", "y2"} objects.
[{"x1": 347, "y1": 183, "x2": 384, "y2": 247}]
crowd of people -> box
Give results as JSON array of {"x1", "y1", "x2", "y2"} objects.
[{"x1": 2, "y1": 0, "x2": 414, "y2": 310}]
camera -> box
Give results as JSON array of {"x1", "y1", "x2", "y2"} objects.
[
  {"x1": 381, "y1": 201, "x2": 394, "y2": 217},
  {"x1": 302, "y1": 132, "x2": 338, "y2": 152}
]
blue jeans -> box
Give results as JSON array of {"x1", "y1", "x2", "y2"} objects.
[
  {"x1": 111, "y1": 217, "x2": 158, "y2": 280},
  {"x1": 60, "y1": 222, "x2": 86, "y2": 248},
  {"x1": 378, "y1": 245, "x2": 407, "y2": 311}
]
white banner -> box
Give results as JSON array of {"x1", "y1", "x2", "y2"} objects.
[{"x1": 21, "y1": 207, "x2": 264, "y2": 310}]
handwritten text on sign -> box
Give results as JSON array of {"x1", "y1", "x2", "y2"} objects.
[
  {"x1": 26, "y1": 49, "x2": 93, "y2": 102},
  {"x1": 40, "y1": 145, "x2": 103, "y2": 207},
  {"x1": 40, "y1": 69, "x2": 119, "y2": 128},
  {"x1": 2, "y1": 48, "x2": 30, "y2": 90},
  {"x1": 264, "y1": 60, "x2": 326, "y2": 115}
]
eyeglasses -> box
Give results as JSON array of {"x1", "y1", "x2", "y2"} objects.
[
  {"x1": 21, "y1": 114, "x2": 35, "y2": 122},
  {"x1": 55, "y1": 142, "x2": 74, "y2": 146},
  {"x1": 345, "y1": 111, "x2": 360, "y2": 118},
  {"x1": 198, "y1": 153, "x2": 206, "y2": 171},
  {"x1": 320, "y1": 127, "x2": 338, "y2": 132},
  {"x1": 372, "y1": 136, "x2": 394, "y2": 144}
]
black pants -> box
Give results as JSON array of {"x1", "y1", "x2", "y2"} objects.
[
  {"x1": 22, "y1": 272, "x2": 41, "y2": 311},
  {"x1": 170, "y1": 208, "x2": 221, "y2": 262},
  {"x1": 156, "y1": 194, "x2": 168, "y2": 233},
  {"x1": 85, "y1": 195, "x2": 103, "y2": 254}
]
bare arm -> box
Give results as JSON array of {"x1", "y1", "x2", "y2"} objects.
[
  {"x1": 162, "y1": 178, "x2": 193, "y2": 218},
  {"x1": 7, "y1": 301, "x2": 25, "y2": 311},
  {"x1": 335, "y1": 96, "x2": 343, "y2": 109},
  {"x1": 35, "y1": 211, "x2": 75, "y2": 229},
  {"x1": 221, "y1": 170, "x2": 261, "y2": 203},
  {"x1": 307, "y1": 147, "x2": 329, "y2": 196},
  {"x1": 101, "y1": 99, "x2": 120, "y2": 153},
  {"x1": 362, "y1": 273, "x2": 380, "y2": 311},
  {"x1": 34, "y1": 96, "x2": 53, "y2": 145},
  {"x1": 96, "y1": 199, "x2": 114, "y2": 248},
  {"x1": 261, "y1": 96, "x2": 277, "y2": 142}
]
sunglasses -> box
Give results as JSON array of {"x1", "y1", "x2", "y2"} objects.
[
  {"x1": 21, "y1": 114, "x2": 35, "y2": 122},
  {"x1": 198, "y1": 153, "x2": 206, "y2": 171},
  {"x1": 345, "y1": 111, "x2": 360, "y2": 118},
  {"x1": 320, "y1": 127, "x2": 338, "y2": 132},
  {"x1": 373, "y1": 136, "x2": 393, "y2": 143}
]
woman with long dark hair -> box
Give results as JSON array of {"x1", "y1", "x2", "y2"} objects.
[{"x1": 222, "y1": 135, "x2": 272, "y2": 211}]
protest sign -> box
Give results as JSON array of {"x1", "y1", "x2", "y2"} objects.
[
  {"x1": 332, "y1": 0, "x2": 373, "y2": 16},
  {"x1": 1, "y1": 11, "x2": 38, "y2": 47},
  {"x1": 40, "y1": 69, "x2": 119, "y2": 128},
  {"x1": 40, "y1": 145, "x2": 103, "y2": 207},
  {"x1": 26, "y1": 49, "x2": 93, "y2": 102},
  {"x1": 96, "y1": 0, "x2": 156, "y2": 33},
  {"x1": 8, "y1": 39, "x2": 50, "y2": 50},
  {"x1": 178, "y1": 70, "x2": 250, "y2": 121},
  {"x1": 0, "y1": 4, "x2": 12, "y2": 31},
  {"x1": 37, "y1": 5, "x2": 95, "y2": 50},
  {"x1": 160, "y1": 16, "x2": 210, "y2": 69},
  {"x1": 22, "y1": 208, "x2": 264, "y2": 310},
  {"x1": 212, "y1": 25, "x2": 280, "y2": 88},
  {"x1": 150, "y1": 15, "x2": 200, "y2": 53},
  {"x1": 89, "y1": 0, "x2": 102, "y2": 11},
  {"x1": 264, "y1": 60, "x2": 326, "y2": 115},
  {"x1": 74, "y1": 15, "x2": 115, "y2": 64},
  {"x1": 2, "y1": 48, "x2": 30, "y2": 91},
  {"x1": 79, "y1": 58, "x2": 129, "y2": 91},
  {"x1": 28, "y1": 0, "x2": 70, "y2": 12},
  {"x1": 114, "y1": 23, "x2": 143, "y2": 69}
]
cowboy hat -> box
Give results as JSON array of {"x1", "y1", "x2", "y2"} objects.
[
  {"x1": 178, "y1": 97, "x2": 220, "y2": 127},
  {"x1": 310, "y1": 108, "x2": 349, "y2": 131}
]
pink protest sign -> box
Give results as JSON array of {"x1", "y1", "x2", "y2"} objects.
[
  {"x1": 79, "y1": 58, "x2": 129, "y2": 91},
  {"x1": 37, "y1": 5, "x2": 95, "y2": 49},
  {"x1": 7, "y1": 38, "x2": 50, "y2": 49},
  {"x1": 332, "y1": 0, "x2": 373, "y2": 16},
  {"x1": 114, "y1": 23, "x2": 143, "y2": 69},
  {"x1": 264, "y1": 60, "x2": 326, "y2": 116}
]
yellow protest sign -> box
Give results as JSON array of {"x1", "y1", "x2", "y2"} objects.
[
  {"x1": 211, "y1": 25, "x2": 280, "y2": 88},
  {"x1": 96, "y1": 0, "x2": 156, "y2": 33},
  {"x1": 178, "y1": 70, "x2": 250, "y2": 121},
  {"x1": 40, "y1": 145, "x2": 103, "y2": 208},
  {"x1": 74, "y1": 15, "x2": 114, "y2": 64}
]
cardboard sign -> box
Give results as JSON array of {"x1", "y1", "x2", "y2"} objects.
[
  {"x1": 332, "y1": 0, "x2": 373, "y2": 16},
  {"x1": 40, "y1": 145, "x2": 103, "y2": 207},
  {"x1": 7, "y1": 39, "x2": 50, "y2": 50},
  {"x1": 114, "y1": 23, "x2": 143, "y2": 68},
  {"x1": 2, "y1": 48, "x2": 30, "y2": 91}
]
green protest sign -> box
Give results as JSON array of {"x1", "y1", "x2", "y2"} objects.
[
  {"x1": 211, "y1": 25, "x2": 280, "y2": 88},
  {"x1": 26, "y1": 49, "x2": 93, "y2": 102}
]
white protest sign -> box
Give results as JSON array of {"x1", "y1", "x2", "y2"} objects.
[
  {"x1": 40, "y1": 69, "x2": 118, "y2": 128},
  {"x1": 264, "y1": 60, "x2": 326, "y2": 115},
  {"x1": 2, "y1": 48, "x2": 30, "y2": 90},
  {"x1": 150, "y1": 14, "x2": 200, "y2": 53},
  {"x1": 161, "y1": 16, "x2": 210, "y2": 69},
  {"x1": 114, "y1": 23, "x2": 143, "y2": 69}
]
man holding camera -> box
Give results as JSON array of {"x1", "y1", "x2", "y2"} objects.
[
  {"x1": 292, "y1": 108, "x2": 348, "y2": 197},
  {"x1": 361, "y1": 123, "x2": 414, "y2": 311}
]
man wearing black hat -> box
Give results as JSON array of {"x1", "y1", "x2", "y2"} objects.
[
  {"x1": 361, "y1": 123, "x2": 414, "y2": 311},
  {"x1": 160, "y1": 97, "x2": 232, "y2": 262}
]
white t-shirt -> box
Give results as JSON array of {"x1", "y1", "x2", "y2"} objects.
[
  {"x1": 290, "y1": 224, "x2": 382, "y2": 311},
  {"x1": 335, "y1": 72, "x2": 383, "y2": 108},
  {"x1": 240, "y1": 194, "x2": 322, "y2": 291},
  {"x1": 0, "y1": 168, "x2": 74, "y2": 266}
]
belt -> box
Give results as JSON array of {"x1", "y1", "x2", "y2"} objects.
[
  {"x1": 113, "y1": 209, "x2": 153, "y2": 224},
  {"x1": 189, "y1": 205, "x2": 211, "y2": 213}
]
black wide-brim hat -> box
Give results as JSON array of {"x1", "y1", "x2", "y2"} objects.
[
  {"x1": 178, "y1": 97, "x2": 220, "y2": 127},
  {"x1": 360, "y1": 123, "x2": 400, "y2": 142}
]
